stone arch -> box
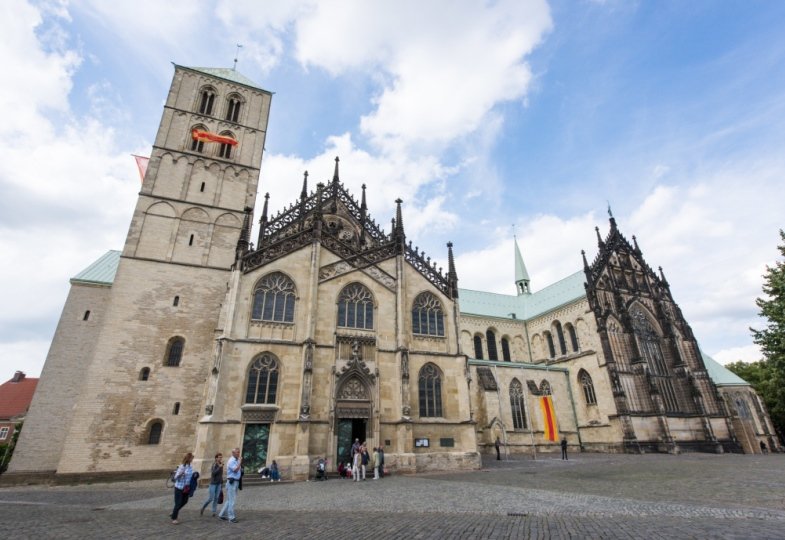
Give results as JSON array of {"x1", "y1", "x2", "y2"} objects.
[
  {"x1": 208, "y1": 212, "x2": 242, "y2": 267},
  {"x1": 153, "y1": 153, "x2": 189, "y2": 199},
  {"x1": 136, "y1": 201, "x2": 177, "y2": 259},
  {"x1": 172, "y1": 206, "x2": 211, "y2": 264}
]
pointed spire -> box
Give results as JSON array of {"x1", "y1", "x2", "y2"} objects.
[
  {"x1": 236, "y1": 206, "x2": 252, "y2": 262},
  {"x1": 609, "y1": 215, "x2": 618, "y2": 233},
  {"x1": 632, "y1": 234, "x2": 641, "y2": 254},
  {"x1": 658, "y1": 266, "x2": 670, "y2": 288},
  {"x1": 359, "y1": 183, "x2": 367, "y2": 246},
  {"x1": 447, "y1": 241, "x2": 459, "y2": 299},
  {"x1": 595, "y1": 226, "x2": 605, "y2": 248},
  {"x1": 393, "y1": 198, "x2": 405, "y2": 253},
  {"x1": 330, "y1": 157, "x2": 339, "y2": 213},
  {"x1": 582, "y1": 249, "x2": 589, "y2": 270},
  {"x1": 256, "y1": 193, "x2": 269, "y2": 247},
  {"x1": 300, "y1": 171, "x2": 309, "y2": 200},
  {"x1": 514, "y1": 235, "x2": 531, "y2": 295},
  {"x1": 333, "y1": 156, "x2": 340, "y2": 182}
]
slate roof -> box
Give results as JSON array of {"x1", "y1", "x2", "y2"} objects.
[
  {"x1": 0, "y1": 373, "x2": 38, "y2": 420},
  {"x1": 702, "y1": 351, "x2": 750, "y2": 386},
  {"x1": 183, "y1": 66, "x2": 270, "y2": 93},
  {"x1": 71, "y1": 250, "x2": 120, "y2": 286},
  {"x1": 459, "y1": 270, "x2": 587, "y2": 321}
]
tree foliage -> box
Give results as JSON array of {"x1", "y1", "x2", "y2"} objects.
[{"x1": 739, "y1": 229, "x2": 785, "y2": 442}]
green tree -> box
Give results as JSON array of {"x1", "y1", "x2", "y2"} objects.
[{"x1": 747, "y1": 229, "x2": 785, "y2": 442}]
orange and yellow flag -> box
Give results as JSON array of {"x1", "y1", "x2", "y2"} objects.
[
  {"x1": 540, "y1": 395, "x2": 559, "y2": 441},
  {"x1": 191, "y1": 129, "x2": 238, "y2": 146}
]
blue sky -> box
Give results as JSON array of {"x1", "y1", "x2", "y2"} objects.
[{"x1": 1, "y1": 0, "x2": 784, "y2": 383}]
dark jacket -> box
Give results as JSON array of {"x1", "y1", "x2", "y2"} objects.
[{"x1": 210, "y1": 462, "x2": 223, "y2": 485}]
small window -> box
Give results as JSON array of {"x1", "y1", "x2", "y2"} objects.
[
  {"x1": 486, "y1": 329, "x2": 498, "y2": 360},
  {"x1": 501, "y1": 337, "x2": 511, "y2": 362},
  {"x1": 189, "y1": 234, "x2": 194, "y2": 246},
  {"x1": 148, "y1": 421, "x2": 163, "y2": 444},
  {"x1": 566, "y1": 323, "x2": 580, "y2": 352},
  {"x1": 473, "y1": 335, "x2": 484, "y2": 359},
  {"x1": 139, "y1": 367, "x2": 150, "y2": 381},
  {"x1": 540, "y1": 380, "x2": 552, "y2": 396},
  {"x1": 544, "y1": 332, "x2": 556, "y2": 359},
  {"x1": 198, "y1": 88, "x2": 215, "y2": 115},
  {"x1": 173, "y1": 296, "x2": 179, "y2": 307},
  {"x1": 226, "y1": 96, "x2": 242, "y2": 122},
  {"x1": 554, "y1": 322, "x2": 567, "y2": 355},
  {"x1": 579, "y1": 370, "x2": 596, "y2": 405},
  {"x1": 173, "y1": 402, "x2": 180, "y2": 415},
  {"x1": 0, "y1": 427, "x2": 9, "y2": 440},
  {"x1": 165, "y1": 337, "x2": 184, "y2": 367},
  {"x1": 200, "y1": 182, "x2": 205, "y2": 192},
  {"x1": 83, "y1": 310, "x2": 91, "y2": 321}
]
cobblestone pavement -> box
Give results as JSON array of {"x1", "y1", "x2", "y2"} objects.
[{"x1": 2, "y1": 453, "x2": 785, "y2": 539}]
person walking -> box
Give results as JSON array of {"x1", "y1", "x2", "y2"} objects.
[
  {"x1": 218, "y1": 447, "x2": 242, "y2": 523},
  {"x1": 561, "y1": 437, "x2": 568, "y2": 460},
  {"x1": 170, "y1": 452, "x2": 194, "y2": 525},
  {"x1": 372, "y1": 447, "x2": 380, "y2": 479},
  {"x1": 201, "y1": 452, "x2": 224, "y2": 517},
  {"x1": 378, "y1": 445, "x2": 385, "y2": 478},
  {"x1": 495, "y1": 436, "x2": 502, "y2": 460}
]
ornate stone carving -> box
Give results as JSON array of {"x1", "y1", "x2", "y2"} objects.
[
  {"x1": 338, "y1": 377, "x2": 369, "y2": 400},
  {"x1": 400, "y1": 348, "x2": 409, "y2": 379},
  {"x1": 242, "y1": 409, "x2": 277, "y2": 423},
  {"x1": 205, "y1": 404, "x2": 214, "y2": 415},
  {"x1": 402, "y1": 405, "x2": 411, "y2": 417}
]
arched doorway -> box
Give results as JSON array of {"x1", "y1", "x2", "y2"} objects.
[{"x1": 335, "y1": 376, "x2": 372, "y2": 466}]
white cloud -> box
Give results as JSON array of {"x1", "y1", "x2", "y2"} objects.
[
  {"x1": 712, "y1": 344, "x2": 762, "y2": 365},
  {"x1": 0, "y1": 340, "x2": 50, "y2": 385}
]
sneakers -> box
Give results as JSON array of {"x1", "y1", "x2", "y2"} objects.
[
  {"x1": 200, "y1": 506, "x2": 205, "y2": 516},
  {"x1": 171, "y1": 520, "x2": 179, "y2": 525},
  {"x1": 219, "y1": 516, "x2": 228, "y2": 521},
  {"x1": 230, "y1": 518, "x2": 239, "y2": 523}
]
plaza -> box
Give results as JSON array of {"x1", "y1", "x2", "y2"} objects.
[{"x1": 2, "y1": 453, "x2": 784, "y2": 538}]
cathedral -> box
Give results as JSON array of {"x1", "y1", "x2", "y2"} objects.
[{"x1": 6, "y1": 65, "x2": 779, "y2": 484}]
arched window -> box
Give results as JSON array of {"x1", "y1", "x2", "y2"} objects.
[
  {"x1": 218, "y1": 131, "x2": 235, "y2": 159},
  {"x1": 190, "y1": 124, "x2": 206, "y2": 153},
  {"x1": 165, "y1": 337, "x2": 184, "y2": 367},
  {"x1": 139, "y1": 367, "x2": 150, "y2": 381},
  {"x1": 173, "y1": 402, "x2": 181, "y2": 415},
  {"x1": 83, "y1": 310, "x2": 91, "y2": 321},
  {"x1": 566, "y1": 323, "x2": 579, "y2": 352},
  {"x1": 245, "y1": 353, "x2": 279, "y2": 404},
  {"x1": 544, "y1": 332, "x2": 556, "y2": 359},
  {"x1": 579, "y1": 370, "x2": 596, "y2": 405},
  {"x1": 198, "y1": 87, "x2": 216, "y2": 115},
  {"x1": 173, "y1": 296, "x2": 180, "y2": 307},
  {"x1": 554, "y1": 321, "x2": 567, "y2": 355},
  {"x1": 501, "y1": 337, "x2": 511, "y2": 362},
  {"x1": 540, "y1": 380, "x2": 552, "y2": 396},
  {"x1": 486, "y1": 329, "x2": 499, "y2": 360},
  {"x1": 473, "y1": 335, "x2": 484, "y2": 359},
  {"x1": 226, "y1": 95, "x2": 242, "y2": 122},
  {"x1": 411, "y1": 292, "x2": 445, "y2": 336},
  {"x1": 252, "y1": 272, "x2": 296, "y2": 323},
  {"x1": 337, "y1": 283, "x2": 374, "y2": 330},
  {"x1": 631, "y1": 308, "x2": 679, "y2": 412},
  {"x1": 510, "y1": 379, "x2": 527, "y2": 429},
  {"x1": 147, "y1": 421, "x2": 163, "y2": 444},
  {"x1": 418, "y1": 363, "x2": 443, "y2": 417}
]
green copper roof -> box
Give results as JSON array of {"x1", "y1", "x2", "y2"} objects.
[
  {"x1": 459, "y1": 270, "x2": 586, "y2": 321},
  {"x1": 514, "y1": 237, "x2": 530, "y2": 285},
  {"x1": 183, "y1": 66, "x2": 270, "y2": 92},
  {"x1": 701, "y1": 351, "x2": 750, "y2": 386},
  {"x1": 71, "y1": 250, "x2": 120, "y2": 286}
]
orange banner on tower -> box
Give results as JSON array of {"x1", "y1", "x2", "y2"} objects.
[
  {"x1": 191, "y1": 129, "x2": 238, "y2": 146},
  {"x1": 540, "y1": 395, "x2": 558, "y2": 442}
]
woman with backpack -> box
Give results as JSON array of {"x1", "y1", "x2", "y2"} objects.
[{"x1": 170, "y1": 452, "x2": 194, "y2": 524}]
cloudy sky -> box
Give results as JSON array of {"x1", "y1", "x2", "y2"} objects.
[{"x1": 1, "y1": 0, "x2": 784, "y2": 383}]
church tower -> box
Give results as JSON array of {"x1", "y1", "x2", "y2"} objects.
[
  {"x1": 514, "y1": 236, "x2": 531, "y2": 295},
  {"x1": 14, "y1": 65, "x2": 272, "y2": 477}
]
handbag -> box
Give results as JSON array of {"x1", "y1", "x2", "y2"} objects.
[
  {"x1": 217, "y1": 489, "x2": 224, "y2": 505},
  {"x1": 182, "y1": 485, "x2": 191, "y2": 495}
]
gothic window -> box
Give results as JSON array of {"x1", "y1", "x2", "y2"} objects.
[
  {"x1": 147, "y1": 421, "x2": 163, "y2": 444},
  {"x1": 579, "y1": 370, "x2": 596, "y2": 405},
  {"x1": 411, "y1": 292, "x2": 445, "y2": 336},
  {"x1": 554, "y1": 321, "x2": 567, "y2": 355},
  {"x1": 735, "y1": 396, "x2": 752, "y2": 419},
  {"x1": 337, "y1": 283, "x2": 374, "y2": 330},
  {"x1": 631, "y1": 308, "x2": 679, "y2": 412},
  {"x1": 473, "y1": 335, "x2": 484, "y2": 359},
  {"x1": 225, "y1": 95, "x2": 242, "y2": 122},
  {"x1": 245, "y1": 353, "x2": 279, "y2": 404},
  {"x1": 510, "y1": 378, "x2": 527, "y2": 429},
  {"x1": 218, "y1": 131, "x2": 235, "y2": 159},
  {"x1": 83, "y1": 310, "x2": 90, "y2": 321},
  {"x1": 198, "y1": 87, "x2": 216, "y2": 115},
  {"x1": 165, "y1": 337, "x2": 184, "y2": 367},
  {"x1": 486, "y1": 329, "x2": 499, "y2": 360},
  {"x1": 540, "y1": 380, "x2": 552, "y2": 396},
  {"x1": 418, "y1": 363, "x2": 443, "y2": 417},
  {"x1": 501, "y1": 337, "x2": 511, "y2": 362},
  {"x1": 139, "y1": 367, "x2": 150, "y2": 381},
  {"x1": 252, "y1": 272, "x2": 296, "y2": 323},
  {"x1": 566, "y1": 323, "x2": 579, "y2": 352},
  {"x1": 544, "y1": 332, "x2": 556, "y2": 359}
]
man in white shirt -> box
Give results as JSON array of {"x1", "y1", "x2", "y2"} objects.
[{"x1": 219, "y1": 447, "x2": 242, "y2": 523}]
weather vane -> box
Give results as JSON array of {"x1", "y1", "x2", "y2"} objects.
[
  {"x1": 607, "y1": 201, "x2": 613, "y2": 218},
  {"x1": 233, "y1": 44, "x2": 243, "y2": 71},
  {"x1": 512, "y1": 223, "x2": 517, "y2": 238}
]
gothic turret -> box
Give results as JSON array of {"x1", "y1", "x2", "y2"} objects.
[{"x1": 514, "y1": 236, "x2": 531, "y2": 295}]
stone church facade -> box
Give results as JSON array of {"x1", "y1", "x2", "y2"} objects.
[{"x1": 7, "y1": 65, "x2": 778, "y2": 483}]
